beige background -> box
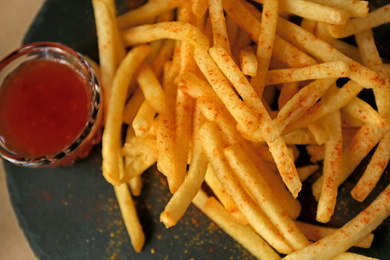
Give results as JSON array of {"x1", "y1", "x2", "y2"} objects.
[{"x1": 0, "y1": 0, "x2": 46, "y2": 259}]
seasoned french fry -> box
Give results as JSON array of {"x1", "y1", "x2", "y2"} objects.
[
  {"x1": 136, "y1": 63, "x2": 166, "y2": 114},
  {"x1": 239, "y1": 46, "x2": 258, "y2": 76},
  {"x1": 102, "y1": 45, "x2": 152, "y2": 186},
  {"x1": 316, "y1": 111, "x2": 342, "y2": 223},
  {"x1": 265, "y1": 61, "x2": 349, "y2": 86},
  {"x1": 132, "y1": 101, "x2": 156, "y2": 137},
  {"x1": 208, "y1": 0, "x2": 231, "y2": 54},
  {"x1": 329, "y1": 4, "x2": 390, "y2": 38},
  {"x1": 121, "y1": 22, "x2": 209, "y2": 51},
  {"x1": 250, "y1": 0, "x2": 279, "y2": 96},
  {"x1": 341, "y1": 97, "x2": 385, "y2": 127},
  {"x1": 294, "y1": 221, "x2": 374, "y2": 249}
]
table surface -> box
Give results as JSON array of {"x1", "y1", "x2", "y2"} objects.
[{"x1": 0, "y1": 0, "x2": 45, "y2": 259}]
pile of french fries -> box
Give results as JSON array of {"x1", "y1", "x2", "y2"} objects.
[{"x1": 92, "y1": 0, "x2": 390, "y2": 258}]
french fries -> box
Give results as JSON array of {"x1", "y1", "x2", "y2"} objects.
[{"x1": 94, "y1": 0, "x2": 390, "y2": 258}]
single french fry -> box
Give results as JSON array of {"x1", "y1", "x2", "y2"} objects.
[
  {"x1": 208, "y1": 0, "x2": 231, "y2": 54},
  {"x1": 250, "y1": 0, "x2": 279, "y2": 96},
  {"x1": 121, "y1": 22, "x2": 209, "y2": 51},
  {"x1": 265, "y1": 61, "x2": 349, "y2": 86},
  {"x1": 156, "y1": 62, "x2": 177, "y2": 189},
  {"x1": 352, "y1": 131, "x2": 390, "y2": 202},
  {"x1": 193, "y1": 194, "x2": 282, "y2": 260},
  {"x1": 200, "y1": 121, "x2": 294, "y2": 254},
  {"x1": 102, "y1": 45, "x2": 152, "y2": 186},
  {"x1": 284, "y1": 183, "x2": 390, "y2": 260},
  {"x1": 305, "y1": 0, "x2": 369, "y2": 18},
  {"x1": 316, "y1": 111, "x2": 342, "y2": 223},
  {"x1": 136, "y1": 63, "x2": 166, "y2": 114},
  {"x1": 117, "y1": 0, "x2": 185, "y2": 29},
  {"x1": 123, "y1": 87, "x2": 145, "y2": 125},
  {"x1": 329, "y1": 4, "x2": 390, "y2": 38},
  {"x1": 239, "y1": 46, "x2": 258, "y2": 76},
  {"x1": 224, "y1": 144, "x2": 311, "y2": 250},
  {"x1": 294, "y1": 221, "x2": 374, "y2": 249},
  {"x1": 132, "y1": 101, "x2": 156, "y2": 137},
  {"x1": 92, "y1": 0, "x2": 117, "y2": 114},
  {"x1": 114, "y1": 181, "x2": 145, "y2": 253}
]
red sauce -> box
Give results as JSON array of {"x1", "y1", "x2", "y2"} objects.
[{"x1": 0, "y1": 59, "x2": 91, "y2": 159}]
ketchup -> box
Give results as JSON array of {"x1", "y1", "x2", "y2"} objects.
[{"x1": 0, "y1": 59, "x2": 91, "y2": 159}]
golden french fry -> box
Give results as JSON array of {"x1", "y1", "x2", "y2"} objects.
[
  {"x1": 114, "y1": 168, "x2": 145, "y2": 253},
  {"x1": 123, "y1": 87, "x2": 145, "y2": 125},
  {"x1": 208, "y1": 0, "x2": 231, "y2": 54},
  {"x1": 329, "y1": 4, "x2": 390, "y2": 38},
  {"x1": 117, "y1": 0, "x2": 185, "y2": 29},
  {"x1": 132, "y1": 101, "x2": 156, "y2": 137},
  {"x1": 316, "y1": 111, "x2": 342, "y2": 223},
  {"x1": 294, "y1": 221, "x2": 374, "y2": 249},
  {"x1": 92, "y1": 0, "x2": 117, "y2": 113},
  {"x1": 239, "y1": 46, "x2": 258, "y2": 76},
  {"x1": 265, "y1": 61, "x2": 350, "y2": 85},
  {"x1": 121, "y1": 22, "x2": 209, "y2": 51},
  {"x1": 102, "y1": 45, "x2": 152, "y2": 186},
  {"x1": 250, "y1": 0, "x2": 279, "y2": 96},
  {"x1": 136, "y1": 63, "x2": 166, "y2": 114},
  {"x1": 193, "y1": 194, "x2": 282, "y2": 260},
  {"x1": 284, "y1": 183, "x2": 390, "y2": 260}
]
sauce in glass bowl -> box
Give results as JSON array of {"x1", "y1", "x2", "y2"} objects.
[{"x1": 0, "y1": 42, "x2": 103, "y2": 167}]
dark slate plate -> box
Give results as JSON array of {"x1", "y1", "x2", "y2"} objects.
[{"x1": 4, "y1": 0, "x2": 390, "y2": 259}]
